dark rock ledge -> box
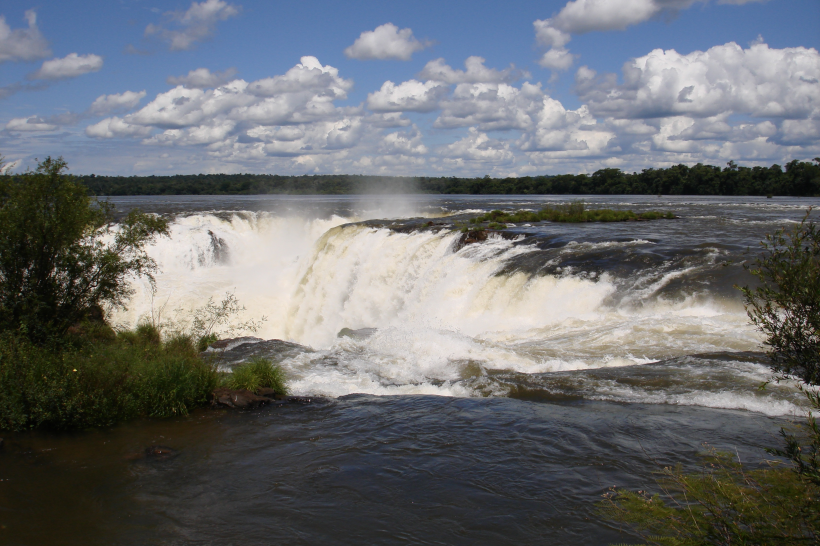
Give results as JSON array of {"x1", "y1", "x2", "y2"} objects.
[{"x1": 211, "y1": 387, "x2": 314, "y2": 410}]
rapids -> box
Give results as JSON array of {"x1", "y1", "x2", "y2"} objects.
[
  {"x1": 4, "y1": 194, "x2": 819, "y2": 545},
  {"x1": 109, "y1": 194, "x2": 820, "y2": 416}
]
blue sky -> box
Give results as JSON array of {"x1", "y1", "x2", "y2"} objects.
[{"x1": 1, "y1": 0, "x2": 818, "y2": 176}]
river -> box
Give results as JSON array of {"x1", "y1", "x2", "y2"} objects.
[{"x1": 2, "y1": 194, "x2": 817, "y2": 544}]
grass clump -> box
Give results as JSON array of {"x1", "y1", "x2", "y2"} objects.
[
  {"x1": 0, "y1": 325, "x2": 219, "y2": 431},
  {"x1": 470, "y1": 202, "x2": 675, "y2": 226},
  {"x1": 222, "y1": 357, "x2": 288, "y2": 394}
]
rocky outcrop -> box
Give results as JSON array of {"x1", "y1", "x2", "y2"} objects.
[{"x1": 211, "y1": 387, "x2": 314, "y2": 410}]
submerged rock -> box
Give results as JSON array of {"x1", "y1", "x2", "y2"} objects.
[
  {"x1": 144, "y1": 445, "x2": 179, "y2": 460},
  {"x1": 211, "y1": 387, "x2": 316, "y2": 410},
  {"x1": 212, "y1": 387, "x2": 274, "y2": 409}
]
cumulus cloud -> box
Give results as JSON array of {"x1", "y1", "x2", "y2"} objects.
[
  {"x1": 167, "y1": 67, "x2": 238, "y2": 88},
  {"x1": 0, "y1": 10, "x2": 50, "y2": 64},
  {"x1": 380, "y1": 126, "x2": 428, "y2": 156},
  {"x1": 576, "y1": 42, "x2": 820, "y2": 120},
  {"x1": 419, "y1": 56, "x2": 527, "y2": 84},
  {"x1": 88, "y1": 90, "x2": 147, "y2": 116},
  {"x1": 533, "y1": 0, "x2": 763, "y2": 72},
  {"x1": 63, "y1": 44, "x2": 817, "y2": 176},
  {"x1": 29, "y1": 53, "x2": 103, "y2": 80},
  {"x1": 145, "y1": 0, "x2": 240, "y2": 51},
  {"x1": 441, "y1": 128, "x2": 515, "y2": 164},
  {"x1": 85, "y1": 117, "x2": 152, "y2": 139},
  {"x1": 435, "y1": 82, "x2": 542, "y2": 131},
  {"x1": 367, "y1": 80, "x2": 447, "y2": 112},
  {"x1": 4, "y1": 116, "x2": 58, "y2": 132},
  {"x1": 85, "y1": 56, "x2": 377, "y2": 163},
  {"x1": 344, "y1": 23, "x2": 431, "y2": 61}
]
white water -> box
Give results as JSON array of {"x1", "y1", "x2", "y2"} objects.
[{"x1": 112, "y1": 210, "x2": 803, "y2": 416}]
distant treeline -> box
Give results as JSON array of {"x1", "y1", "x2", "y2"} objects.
[{"x1": 77, "y1": 159, "x2": 820, "y2": 196}]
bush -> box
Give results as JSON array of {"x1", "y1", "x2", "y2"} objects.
[
  {"x1": 0, "y1": 156, "x2": 167, "y2": 342},
  {"x1": 740, "y1": 211, "x2": 820, "y2": 385},
  {"x1": 0, "y1": 328, "x2": 219, "y2": 431},
  {"x1": 222, "y1": 357, "x2": 288, "y2": 394}
]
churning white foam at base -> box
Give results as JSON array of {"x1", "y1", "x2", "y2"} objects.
[{"x1": 110, "y1": 209, "x2": 783, "y2": 413}]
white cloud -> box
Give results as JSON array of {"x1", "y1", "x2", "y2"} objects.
[
  {"x1": 537, "y1": 47, "x2": 576, "y2": 70},
  {"x1": 145, "y1": 0, "x2": 240, "y2": 51},
  {"x1": 0, "y1": 10, "x2": 50, "y2": 63},
  {"x1": 434, "y1": 82, "x2": 545, "y2": 131},
  {"x1": 419, "y1": 57, "x2": 526, "y2": 84},
  {"x1": 532, "y1": 0, "x2": 763, "y2": 72},
  {"x1": 577, "y1": 43, "x2": 820, "y2": 120},
  {"x1": 380, "y1": 127, "x2": 428, "y2": 155},
  {"x1": 167, "y1": 67, "x2": 238, "y2": 88},
  {"x1": 344, "y1": 23, "x2": 430, "y2": 61},
  {"x1": 29, "y1": 53, "x2": 103, "y2": 80},
  {"x1": 89, "y1": 91, "x2": 147, "y2": 116},
  {"x1": 367, "y1": 80, "x2": 447, "y2": 112},
  {"x1": 441, "y1": 128, "x2": 515, "y2": 164},
  {"x1": 65, "y1": 46, "x2": 817, "y2": 176},
  {"x1": 85, "y1": 117, "x2": 152, "y2": 139},
  {"x1": 4, "y1": 116, "x2": 58, "y2": 132}
]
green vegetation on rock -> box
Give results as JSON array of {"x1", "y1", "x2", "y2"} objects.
[{"x1": 470, "y1": 202, "x2": 674, "y2": 226}]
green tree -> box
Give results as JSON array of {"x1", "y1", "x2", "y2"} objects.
[
  {"x1": 740, "y1": 211, "x2": 820, "y2": 385},
  {"x1": 0, "y1": 156, "x2": 168, "y2": 342}
]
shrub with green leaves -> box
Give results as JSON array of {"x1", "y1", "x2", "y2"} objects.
[
  {"x1": 0, "y1": 156, "x2": 168, "y2": 343},
  {"x1": 740, "y1": 211, "x2": 820, "y2": 385}
]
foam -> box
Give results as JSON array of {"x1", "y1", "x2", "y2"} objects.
[{"x1": 109, "y1": 209, "x2": 783, "y2": 414}]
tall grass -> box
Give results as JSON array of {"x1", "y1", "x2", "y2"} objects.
[
  {"x1": 0, "y1": 324, "x2": 219, "y2": 431},
  {"x1": 222, "y1": 357, "x2": 288, "y2": 394}
]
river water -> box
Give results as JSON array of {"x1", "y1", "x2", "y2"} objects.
[{"x1": 2, "y1": 195, "x2": 818, "y2": 544}]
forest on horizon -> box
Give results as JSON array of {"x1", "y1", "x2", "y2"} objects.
[{"x1": 76, "y1": 159, "x2": 820, "y2": 197}]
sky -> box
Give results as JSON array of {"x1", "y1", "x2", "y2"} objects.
[{"x1": 0, "y1": 0, "x2": 818, "y2": 177}]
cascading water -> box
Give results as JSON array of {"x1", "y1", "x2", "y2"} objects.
[
  {"x1": 110, "y1": 196, "x2": 812, "y2": 416},
  {"x1": 9, "y1": 195, "x2": 820, "y2": 546}
]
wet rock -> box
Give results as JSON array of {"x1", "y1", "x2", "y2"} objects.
[
  {"x1": 283, "y1": 396, "x2": 313, "y2": 405},
  {"x1": 207, "y1": 338, "x2": 311, "y2": 366},
  {"x1": 337, "y1": 327, "x2": 377, "y2": 339},
  {"x1": 212, "y1": 387, "x2": 275, "y2": 409},
  {"x1": 208, "y1": 229, "x2": 230, "y2": 264},
  {"x1": 452, "y1": 229, "x2": 488, "y2": 251},
  {"x1": 207, "y1": 336, "x2": 265, "y2": 350}
]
